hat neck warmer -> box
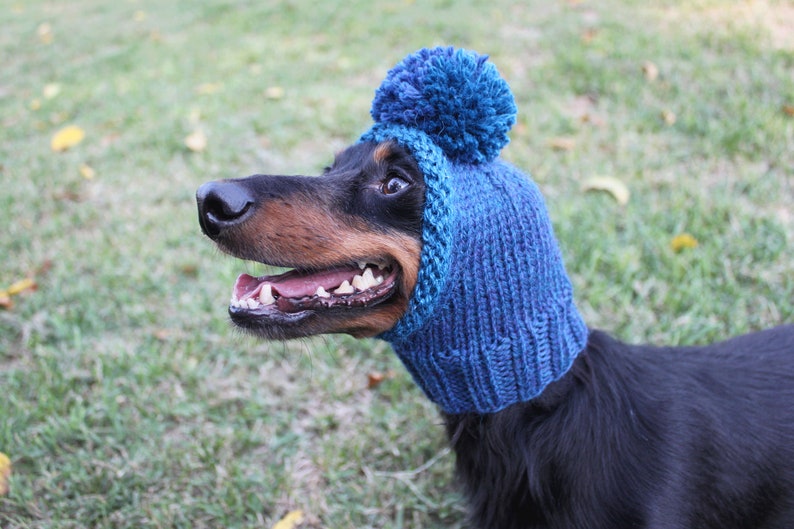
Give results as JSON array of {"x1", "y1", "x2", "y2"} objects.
[{"x1": 360, "y1": 47, "x2": 588, "y2": 415}]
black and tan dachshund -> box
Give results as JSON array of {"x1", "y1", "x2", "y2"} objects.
[{"x1": 197, "y1": 140, "x2": 794, "y2": 529}]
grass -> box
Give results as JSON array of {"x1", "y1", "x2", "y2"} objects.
[{"x1": 1, "y1": 0, "x2": 792, "y2": 527}]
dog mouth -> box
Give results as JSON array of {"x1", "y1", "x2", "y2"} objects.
[{"x1": 228, "y1": 260, "x2": 399, "y2": 321}]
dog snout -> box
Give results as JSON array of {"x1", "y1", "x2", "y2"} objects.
[{"x1": 196, "y1": 180, "x2": 255, "y2": 238}]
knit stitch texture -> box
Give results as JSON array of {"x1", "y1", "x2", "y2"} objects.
[{"x1": 360, "y1": 47, "x2": 588, "y2": 414}]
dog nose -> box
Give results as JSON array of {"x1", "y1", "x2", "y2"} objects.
[{"x1": 196, "y1": 181, "x2": 255, "y2": 238}]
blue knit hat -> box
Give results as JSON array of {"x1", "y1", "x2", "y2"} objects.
[{"x1": 360, "y1": 47, "x2": 588, "y2": 414}]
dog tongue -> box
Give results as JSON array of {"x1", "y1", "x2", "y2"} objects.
[{"x1": 235, "y1": 266, "x2": 358, "y2": 300}]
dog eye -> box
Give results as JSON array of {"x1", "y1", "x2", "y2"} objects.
[{"x1": 381, "y1": 175, "x2": 410, "y2": 195}]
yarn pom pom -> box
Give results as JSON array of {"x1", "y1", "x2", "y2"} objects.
[{"x1": 370, "y1": 47, "x2": 517, "y2": 164}]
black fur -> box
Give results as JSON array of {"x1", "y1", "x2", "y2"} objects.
[
  {"x1": 328, "y1": 141, "x2": 425, "y2": 236},
  {"x1": 446, "y1": 327, "x2": 794, "y2": 529}
]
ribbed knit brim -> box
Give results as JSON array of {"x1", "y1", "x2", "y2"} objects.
[
  {"x1": 359, "y1": 47, "x2": 588, "y2": 414},
  {"x1": 361, "y1": 123, "x2": 453, "y2": 341}
]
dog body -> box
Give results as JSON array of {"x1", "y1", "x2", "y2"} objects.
[
  {"x1": 198, "y1": 140, "x2": 794, "y2": 528},
  {"x1": 447, "y1": 327, "x2": 794, "y2": 529}
]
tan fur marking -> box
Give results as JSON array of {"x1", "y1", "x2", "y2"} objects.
[
  {"x1": 232, "y1": 193, "x2": 421, "y2": 336},
  {"x1": 372, "y1": 142, "x2": 394, "y2": 165},
  {"x1": 342, "y1": 303, "x2": 409, "y2": 337}
]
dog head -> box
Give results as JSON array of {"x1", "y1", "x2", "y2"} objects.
[{"x1": 196, "y1": 141, "x2": 424, "y2": 339}]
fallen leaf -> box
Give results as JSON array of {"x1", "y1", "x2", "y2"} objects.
[
  {"x1": 547, "y1": 136, "x2": 576, "y2": 151},
  {"x1": 368, "y1": 372, "x2": 385, "y2": 389},
  {"x1": 272, "y1": 510, "x2": 304, "y2": 529},
  {"x1": 43, "y1": 83, "x2": 61, "y2": 99},
  {"x1": 5, "y1": 278, "x2": 36, "y2": 296},
  {"x1": 184, "y1": 129, "x2": 207, "y2": 152},
  {"x1": 582, "y1": 176, "x2": 630, "y2": 205},
  {"x1": 37, "y1": 22, "x2": 53, "y2": 44},
  {"x1": 51, "y1": 125, "x2": 85, "y2": 152},
  {"x1": 660, "y1": 109, "x2": 676, "y2": 126},
  {"x1": 671, "y1": 233, "x2": 698, "y2": 252},
  {"x1": 642, "y1": 61, "x2": 659, "y2": 81},
  {"x1": 367, "y1": 370, "x2": 396, "y2": 389},
  {"x1": 0, "y1": 452, "x2": 11, "y2": 496},
  {"x1": 1, "y1": 277, "x2": 38, "y2": 310},
  {"x1": 783, "y1": 104, "x2": 794, "y2": 117},
  {"x1": 265, "y1": 86, "x2": 285, "y2": 100},
  {"x1": 79, "y1": 163, "x2": 96, "y2": 179}
]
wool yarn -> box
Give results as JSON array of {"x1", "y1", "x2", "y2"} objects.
[{"x1": 360, "y1": 47, "x2": 588, "y2": 414}]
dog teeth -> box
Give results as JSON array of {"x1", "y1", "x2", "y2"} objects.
[
  {"x1": 362, "y1": 268, "x2": 377, "y2": 288},
  {"x1": 351, "y1": 274, "x2": 367, "y2": 291},
  {"x1": 258, "y1": 284, "x2": 275, "y2": 305},
  {"x1": 358, "y1": 261, "x2": 389, "y2": 271},
  {"x1": 352, "y1": 267, "x2": 379, "y2": 291},
  {"x1": 334, "y1": 280, "x2": 355, "y2": 294},
  {"x1": 230, "y1": 265, "x2": 389, "y2": 308}
]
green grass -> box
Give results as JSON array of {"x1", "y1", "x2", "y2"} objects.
[{"x1": 1, "y1": 1, "x2": 792, "y2": 527}]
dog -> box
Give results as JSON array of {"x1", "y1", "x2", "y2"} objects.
[
  {"x1": 197, "y1": 48, "x2": 794, "y2": 528},
  {"x1": 197, "y1": 140, "x2": 794, "y2": 529}
]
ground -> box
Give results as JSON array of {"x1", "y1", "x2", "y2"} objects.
[{"x1": 1, "y1": 1, "x2": 792, "y2": 528}]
